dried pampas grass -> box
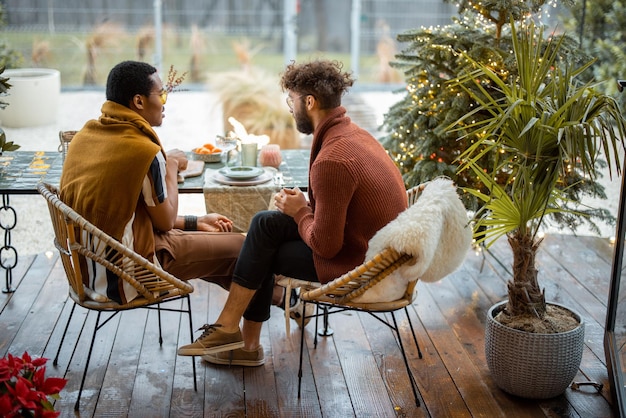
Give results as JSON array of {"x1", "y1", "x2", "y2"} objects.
[
  {"x1": 209, "y1": 68, "x2": 301, "y2": 149},
  {"x1": 31, "y1": 40, "x2": 50, "y2": 67},
  {"x1": 83, "y1": 21, "x2": 125, "y2": 85}
]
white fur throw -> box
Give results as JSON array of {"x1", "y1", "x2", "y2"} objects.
[{"x1": 353, "y1": 177, "x2": 472, "y2": 303}]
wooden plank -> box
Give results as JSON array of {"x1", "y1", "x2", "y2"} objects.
[
  {"x1": 541, "y1": 234, "x2": 611, "y2": 306},
  {"x1": 94, "y1": 308, "x2": 149, "y2": 418},
  {"x1": 410, "y1": 288, "x2": 474, "y2": 417},
  {"x1": 201, "y1": 283, "x2": 246, "y2": 416},
  {"x1": 0, "y1": 253, "x2": 35, "y2": 312},
  {"x1": 360, "y1": 308, "x2": 426, "y2": 417},
  {"x1": 53, "y1": 306, "x2": 120, "y2": 415},
  {"x1": 171, "y1": 283, "x2": 208, "y2": 418},
  {"x1": 128, "y1": 304, "x2": 183, "y2": 417},
  {"x1": 420, "y1": 280, "x2": 510, "y2": 417},
  {"x1": 1, "y1": 236, "x2": 620, "y2": 417},
  {"x1": 0, "y1": 253, "x2": 56, "y2": 356},
  {"x1": 268, "y1": 306, "x2": 325, "y2": 417},
  {"x1": 330, "y1": 310, "x2": 398, "y2": 416},
  {"x1": 576, "y1": 235, "x2": 615, "y2": 264},
  {"x1": 5, "y1": 253, "x2": 65, "y2": 357},
  {"x1": 440, "y1": 258, "x2": 547, "y2": 417},
  {"x1": 242, "y1": 311, "x2": 280, "y2": 417}
]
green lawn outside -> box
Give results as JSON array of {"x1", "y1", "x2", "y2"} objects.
[{"x1": 2, "y1": 30, "x2": 384, "y2": 89}]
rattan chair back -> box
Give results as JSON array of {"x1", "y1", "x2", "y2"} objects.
[
  {"x1": 37, "y1": 182, "x2": 197, "y2": 411},
  {"x1": 58, "y1": 130, "x2": 77, "y2": 160},
  {"x1": 38, "y1": 182, "x2": 194, "y2": 309}
]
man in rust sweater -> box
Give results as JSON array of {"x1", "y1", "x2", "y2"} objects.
[{"x1": 178, "y1": 60, "x2": 407, "y2": 366}]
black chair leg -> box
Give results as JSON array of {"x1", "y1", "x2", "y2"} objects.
[
  {"x1": 297, "y1": 301, "x2": 308, "y2": 398},
  {"x1": 404, "y1": 307, "x2": 422, "y2": 358},
  {"x1": 157, "y1": 303, "x2": 163, "y2": 345},
  {"x1": 391, "y1": 312, "x2": 420, "y2": 407},
  {"x1": 54, "y1": 301, "x2": 77, "y2": 366},
  {"x1": 317, "y1": 306, "x2": 334, "y2": 339},
  {"x1": 74, "y1": 311, "x2": 102, "y2": 411},
  {"x1": 185, "y1": 295, "x2": 197, "y2": 391}
]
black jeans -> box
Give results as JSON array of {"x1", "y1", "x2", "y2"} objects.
[{"x1": 232, "y1": 210, "x2": 318, "y2": 322}]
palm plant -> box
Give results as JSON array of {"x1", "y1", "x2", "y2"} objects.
[
  {"x1": 0, "y1": 66, "x2": 19, "y2": 153},
  {"x1": 449, "y1": 20, "x2": 626, "y2": 323}
]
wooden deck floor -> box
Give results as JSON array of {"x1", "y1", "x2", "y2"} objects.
[{"x1": 0, "y1": 233, "x2": 619, "y2": 417}]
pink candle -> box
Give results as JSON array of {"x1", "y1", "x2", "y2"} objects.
[{"x1": 259, "y1": 144, "x2": 282, "y2": 168}]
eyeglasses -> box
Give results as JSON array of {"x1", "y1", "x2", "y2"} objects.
[
  {"x1": 151, "y1": 89, "x2": 168, "y2": 105},
  {"x1": 286, "y1": 94, "x2": 307, "y2": 110}
]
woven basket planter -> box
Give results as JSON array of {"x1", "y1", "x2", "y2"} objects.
[{"x1": 485, "y1": 300, "x2": 585, "y2": 399}]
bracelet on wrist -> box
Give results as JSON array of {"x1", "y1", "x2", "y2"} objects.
[{"x1": 184, "y1": 215, "x2": 198, "y2": 231}]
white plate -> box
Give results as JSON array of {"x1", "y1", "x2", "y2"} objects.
[
  {"x1": 212, "y1": 171, "x2": 273, "y2": 186},
  {"x1": 218, "y1": 166, "x2": 265, "y2": 180}
]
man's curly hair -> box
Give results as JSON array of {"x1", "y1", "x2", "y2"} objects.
[{"x1": 280, "y1": 60, "x2": 354, "y2": 109}]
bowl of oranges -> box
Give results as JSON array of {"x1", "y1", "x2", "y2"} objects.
[{"x1": 192, "y1": 143, "x2": 226, "y2": 163}]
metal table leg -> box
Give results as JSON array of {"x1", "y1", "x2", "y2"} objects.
[{"x1": 0, "y1": 194, "x2": 18, "y2": 293}]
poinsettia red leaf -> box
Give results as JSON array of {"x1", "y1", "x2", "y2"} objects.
[
  {"x1": 0, "y1": 362, "x2": 10, "y2": 380},
  {"x1": 31, "y1": 356, "x2": 48, "y2": 368},
  {"x1": 12, "y1": 377, "x2": 39, "y2": 410},
  {"x1": 0, "y1": 352, "x2": 65, "y2": 417},
  {"x1": 21, "y1": 351, "x2": 32, "y2": 364},
  {"x1": 40, "y1": 377, "x2": 68, "y2": 395},
  {"x1": 32, "y1": 366, "x2": 46, "y2": 386},
  {"x1": 41, "y1": 409, "x2": 62, "y2": 418},
  {"x1": 7, "y1": 353, "x2": 21, "y2": 372},
  {"x1": 0, "y1": 393, "x2": 18, "y2": 415},
  {"x1": 15, "y1": 375, "x2": 34, "y2": 391}
]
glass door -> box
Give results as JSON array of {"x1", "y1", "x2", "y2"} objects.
[{"x1": 606, "y1": 144, "x2": 626, "y2": 417}]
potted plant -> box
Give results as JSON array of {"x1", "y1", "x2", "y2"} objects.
[
  {"x1": 0, "y1": 351, "x2": 67, "y2": 417},
  {"x1": 0, "y1": 66, "x2": 19, "y2": 154},
  {"x1": 448, "y1": 20, "x2": 626, "y2": 398}
]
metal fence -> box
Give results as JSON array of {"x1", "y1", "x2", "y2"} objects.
[
  {"x1": 2, "y1": 0, "x2": 456, "y2": 87},
  {"x1": 4, "y1": 0, "x2": 455, "y2": 53}
]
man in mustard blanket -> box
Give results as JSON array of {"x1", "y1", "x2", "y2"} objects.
[{"x1": 60, "y1": 60, "x2": 245, "y2": 304}]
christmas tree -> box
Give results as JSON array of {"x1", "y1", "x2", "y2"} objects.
[
  {"x1": 561, "y1": 0, "x2": 626, "y2": 107},
  {"x1": 380, "y1": 0, "x2": 614, "y2": 234}
]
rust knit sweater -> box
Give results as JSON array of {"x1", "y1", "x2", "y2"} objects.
[{"x1": 293, "y1": 106, "x2": 407, "y2": 284}]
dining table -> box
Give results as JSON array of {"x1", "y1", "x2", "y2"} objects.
[{"x1": 0, "y1": 148, "x2": 310, "y2": 292}]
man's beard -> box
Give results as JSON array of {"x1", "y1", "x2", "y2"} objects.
[{"x1": 295, "y1": 111, "x2": 314, "y2": 135}]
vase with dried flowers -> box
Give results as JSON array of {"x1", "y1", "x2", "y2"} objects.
[
  {"x1": 164, "y1": 64, "x2": 187, "y2": 94},
  {"x1": 0, "y1": 351, "x2": 67, "y2": 417}
]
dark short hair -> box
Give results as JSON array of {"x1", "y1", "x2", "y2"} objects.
[
  {"x1": 280, "y1": 60, "x2": 354, "y2": 109},
  {"x1": 106, "y1": 61, "x2": 157, "y2": 107}
]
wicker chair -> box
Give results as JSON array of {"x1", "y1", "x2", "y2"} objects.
[
  {"x1": 58, "y1": 130, "x2": 77, "y2": 160},
  {"x1": 38, "y1": 182, "x2": 197, "y2": 411},
  {"x1": 275, "y1": 184, "x2": 428, "y2": 406}
]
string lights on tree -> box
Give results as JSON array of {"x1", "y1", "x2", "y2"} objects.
[{"x1": 379, "y1": 0, "x2": 613, "y2": 233}]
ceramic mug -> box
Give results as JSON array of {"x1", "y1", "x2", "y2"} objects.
[{"x1": 241, "y1": 143, "x2": 258, "y2": 167}]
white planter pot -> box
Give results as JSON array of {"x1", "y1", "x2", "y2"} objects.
[{"x1": 0, "y1": 68, "x2": 61, "y2": 128}]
